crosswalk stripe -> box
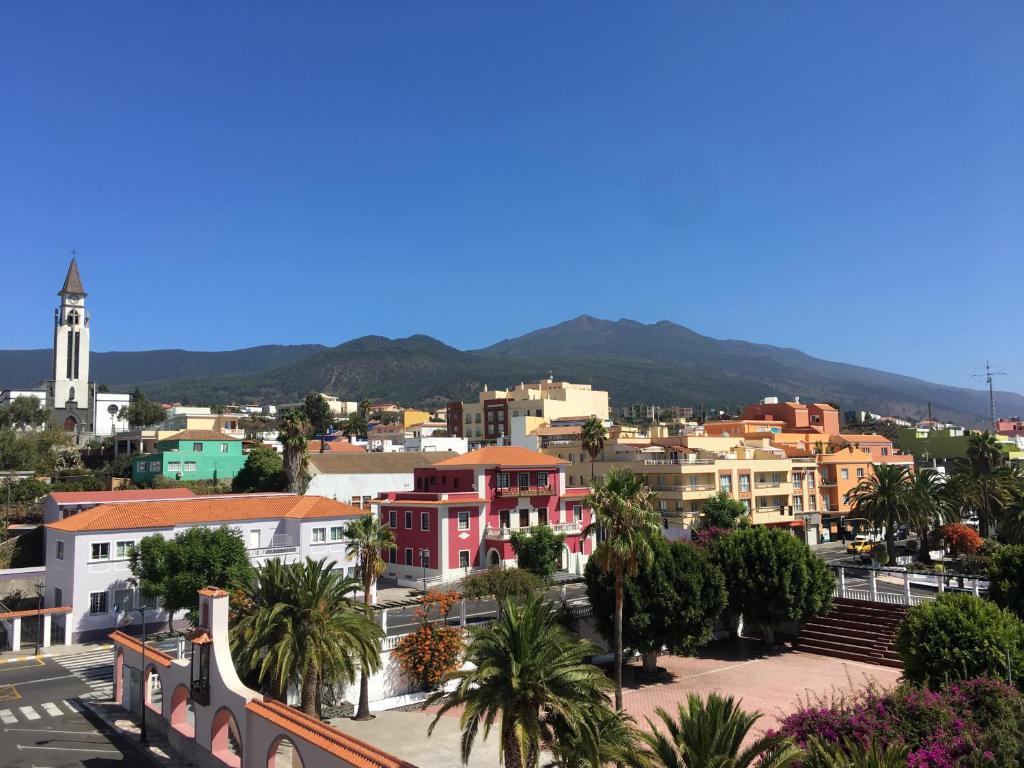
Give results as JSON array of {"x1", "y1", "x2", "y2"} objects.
[
  {"x1": 0, "y1": 709, "x2": 16, "y2": 725},
  {"x1": 42, "y1": 702, "x2": 62, "y2": 717},
  {"x1": 19, "y1": 706, "x2": 40, "y2": 721},
  {"x1": 63, "y1": 699, "x2": 84, "y2": 713}
]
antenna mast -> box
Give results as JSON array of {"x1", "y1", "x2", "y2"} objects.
[{"x1": 968, "y1": 361, "x2": 1007, "y2": 432}]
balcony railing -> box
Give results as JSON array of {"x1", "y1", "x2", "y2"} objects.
[
  {"x1": 495, "y1": 485, "x2": 555, "y2": 498},
  {"x1": 248, "y1": 545, "x2": 300, "y2": 558},
  {"x1": 643, "y1": 458, "x2": 716, "y2": 466},
  {"x1": 754, "y1": 481, "x2": 782, "y2": 489},
  {"x1": 485, "y1": 522, "x2": 582, "y2": 539}
]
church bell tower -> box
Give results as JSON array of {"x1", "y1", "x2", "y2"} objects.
[{"x1": 52, "y1": 257, "x2": 90, "y2": 416}]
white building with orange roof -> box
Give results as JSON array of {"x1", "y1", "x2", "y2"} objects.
[{"x1": 45, "y1": 494, "x2": 367, "y2": 643}]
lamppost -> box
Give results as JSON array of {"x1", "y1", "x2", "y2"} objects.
[
  {"x1": 419, "y1": 549, "x2": 429, "y2": 594},
  {"x1": 117, "y1": 599, "x2": 149, "y2": 746},
  {"x1": 33, "y1": 581, "x2": 44, "y2": 656}
]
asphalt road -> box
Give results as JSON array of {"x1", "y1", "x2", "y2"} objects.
[{"x1": 0, "y1": 655, "x2": 135, "y2": 768}]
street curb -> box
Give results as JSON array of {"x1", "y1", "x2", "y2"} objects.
[
  {"x1": 79, "y1": 698, "x2": 196, "y2": 768},
  {"x1": 0, "y1": 642, "x2": 112, "y2": 664}
]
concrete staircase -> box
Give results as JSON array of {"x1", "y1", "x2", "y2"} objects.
[{"x1": 795, "y1": 597, "x2": 905, "y2": 669}]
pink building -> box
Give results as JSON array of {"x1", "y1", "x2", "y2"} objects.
[
  {"x1": 377, "y1": 446, "x2": 593, "y2": 584},
  {"x1": 997, "y1": 418, "x2": 1024, "y2": 438}
]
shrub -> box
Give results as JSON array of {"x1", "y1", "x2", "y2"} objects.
[
  {"x1": 937, "y1": 524, "x2": 983, "y2": 557},
  {"x1": 896, "y1": 592, "x2": 1024, "y2": 688},
  {"x1": 987, "y1": 544, "x2": 1024, "y2": 619},
  {"x1": 509, "y1": 524, "x2": 565, "y2": 580},
  {"x1": 393, "y1": 590, "x2": 465, "y2": 690}
]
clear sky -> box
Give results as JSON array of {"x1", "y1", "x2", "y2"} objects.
[{"x1": 1, "y1": 3, "x2": 1021, "y2": 394}]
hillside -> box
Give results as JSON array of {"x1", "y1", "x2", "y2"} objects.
[{"x1": 2, "y1": 317, "x2": 1019, "y2": 425}]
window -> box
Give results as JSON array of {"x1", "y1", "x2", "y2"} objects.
[
  {"x1": 457, "y1": 511, "x2": 470, "y2": 530},
  {"x1": 405, "y1": 548, "x2": 413, "y2": 566},
  {"x1": 519, "y1": 509, "x2": 529, "y2": 528},
  {"x1": 518, "y1": 473, "x2": 529, "y2": 490},
  {"x1": 459, "y1": 550, "x2": 470, "y2": 569},
  {"x1": 720, "y1": 476, "x2": 731, "y2": 493},
  {"x1": 421, "y1": 511, "x2": 430, "y2": 531},
  {"x1": 54, "y1": 587, "x2": 63, "y2": 607},
  {"x1": 808, "y1": 474, "x2": 816, "y2": 490},
  {"x1": 856, "y1": 468, "x2": 865, "y2": 479},
  {"x1": 405, "y1": 511, "x2": 413, "y2": 529},
  {"x1": 330, "y1": 526, "x2": 344, "y2": 541},
  {"x1": 793, "y1": 474, "x2": 803, "y2": 489},
  {"x1": 91, "y1": 542, "x2": 110, "y2": 561},
  {"x1": 184, "y1": 461, "x2": 197, "y2": 472},
  {"x1": 497, "y1": 473, "x2": 509, "y2": 489},
  {"x1": 487, "y1": 411, "x2": 495, "y2": 422},
  {"x1": 568, "y1": 453, "x2": 575, "y2": 462},
  {"x1": 167, "y1": 461, "x2": 181, "y2": 472},
  {"x1": 841, "y1": 468, "x2": 849, "y2": 480},
  {"x1": 192, "y1": 442, "x2": 204, "y2": 452},
  {"x1": 573, "y1": 504, "x2": 583, "y2": 523},
  {"x1": 537, "y1": 472, "x2": 548, "y2": 488},
  {"x1": 115, "y1": 540, "x2": 134, "y2": 559},
  {"x1": 150, "y1": 461, "x2": 162, "y2": 472},
  {"x1": 389, "y1": 510, "x2": 397, "y2": 528},
  {"x1": 89, "y1": 591, "x2": 108, "y2": 615},
  {"x1": 220, "y1": 443, "x2": 229, "y2": 453},
  {"x1": 487, "y1": 424, "x2": 495, "y2": 435},
  {"x1": 56, "y1": 541, "x2": 64, "y2": 560},
  {"x1": 882, "y1": 447, "x2": 890, "y2": 456},
  {"x1": 659, "y1": 500, "x2": 667, "y2": 512},
  {"x1": 113, "y1": 587, "x2": 134, "y2": 613},
  {"x1": 794, "y1": 496, "x2": 803, "y2": 512},
  {"x1": 312, "y1": 528, "x2": 326, "y2": 543},
  {"x1": 810, "y1": 496, "x2": 817, "y2": 511},
  {"x1": 739, "y1": 475, "x2": 750, "y2": 492},
  {"x1": 499, "y1": 509, "x2": 511, "y2": 528},
  {"x1": 539, "y1": 508, "x2": 548, "y2": 525}
]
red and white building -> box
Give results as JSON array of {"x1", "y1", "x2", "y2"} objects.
[{"x1": 376, "y1": 446, "x2": 594, "y2": 584}]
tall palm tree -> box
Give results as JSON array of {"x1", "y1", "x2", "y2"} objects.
[
  {"x1": 847, "y1": 464, "x2": 911, "y2": 566},
  {"x1": 906, "y1": 468, "x2": 954, "y2": 562},
  {"x1": 427, "y1": 594, "x2": 613, "y2": 768},
  {"x1": 344, "y1": 411, "x2": 369, "y2": 440},
  {"x1": 277, "y1": 409, "x2": 311, "y2": 493},
  {"x1": 579, "y1": 418, "x2": 608, "y2": 482},
  {"x1": 632, "y1": 693, "x2": 801, "y2": 768},
  {"x1": 231, "y1": 557, "x2": 382, "y2": 718},
  {"x1": 544, "y1": 707, "x2": 638, "y2": 768},
  {"x1": 583, "y1": 467, "x2": 660, "y2": 710},
  {"x1": 964, "y1": 431, "x2": 1006, "y2": 538},
  {"x1": 344, "y1": 513, "x2": 397, "y2": 721}
]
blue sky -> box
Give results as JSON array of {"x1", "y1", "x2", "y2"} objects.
[{"x1": 1, "y1": 3, "x2": 1022, "y2": 394}]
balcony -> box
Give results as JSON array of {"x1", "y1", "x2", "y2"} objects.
[
  {"x1": 494, "y1": 485, "x2": 555, "y2": 498},
  {"x1": 643, "y1": 458, "x2": 716, "y2": 466},
  {"x1": 485, "y1": 521, "x2": 582, "y2": 540},
  {"x1": 754, "y1": 481, "x2": 782, "y2": 489}
]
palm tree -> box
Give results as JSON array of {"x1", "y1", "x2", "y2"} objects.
[
  {"x1": 277, "y1": 409, "x2": 311, "y2": 493},
  {"x1": 579, "y1": 418, "x2": 608, "y2": 482},
  {"x1": 632, "y1": 693, "x2": 801, "y2": 768},
  {"x1": 344, "y1": 411, "x2": 369, "y2": 440},
  {"x1": 802, "y1": 737, "x2": 908, "y2": 768},
  {"x1": 964, "y1": 431, "x2": 1006, "y2": 538},
  {"x1": 905, "y1": 468, "x2": 954, "y2": 562},
  {"x1": 427, "y1": 594, "x2": 613, "y2": 768},
  {"x1": 583, "y1": 467, "x2": 661, "y2": 710},
  {"x1": 231, "y1": 557, "x2": 382, "y2": 718},
  {"x1": 344, "y1": 513, "x2": 397, "y2": 721},
  {"x1": 848, "y1": 464, "x2": 911, "y2": 566},
  {"x1": 545, "y1": 706, "x2": 638, "y2": 768}
]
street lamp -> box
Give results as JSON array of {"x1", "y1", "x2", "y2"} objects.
[
  {"x1": 33, "y1": 581, "x2": 44, "y2": 656},
  {"x1": 419, "y1": 549, "x2": 429, "y2": 594},
  {"x1": 116, "y1": 598, "x2": 149, "y2": 746}
]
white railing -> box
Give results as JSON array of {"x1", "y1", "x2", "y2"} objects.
[
  {"x1": 828, "y1": 563, "x2": 988, "y2": 607},
  {"x1": 485, "y1": 522, "x2": 582, "y2": 539},
  {"x1": 248, "y1": 545, "x2": 299, "y2": 558}
]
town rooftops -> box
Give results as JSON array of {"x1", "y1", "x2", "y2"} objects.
[
  {"x1": 159, "y1": 429, "x2": 242, "y2": 442},
  {"x1": 307, "y1": 451, "x2": 453, "y2": 475},
  {"x1": 48, "y1": 488, "x2": 197, "y2": 504},
  {"x1": 834, "y1": 433, "x2": 892, "y2": 443},
  {"x1": 46, "y1": 494, "x2": 363, "y2": 533},
  {"x1": 531, "y1": 426, "x2": 581, "y2": 437},
  {"x1": 306, "y1": 439, "x2": 367, "y2": 454},
  {"x1": 432, "y1": 445, "x2": 570, "y2": 468}
]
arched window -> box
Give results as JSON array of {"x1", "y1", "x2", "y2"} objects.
[
  {"x1": 211, "y1": 708, "x2": 243, "y2": 768},
  {"x1": 268, "y1": 736, "x2": 305, "y2": 768},
  {"x1": 68, "y1": 386, "x2": 76, "y2": 402},
  {"x1": 145, "y1": 666, "x2": 162, "y2": 713},
  {"x1": 67, "y1": 309, "x2": 79, "y2": 326},
  {"x1": 170, "y1": 684, "x2": 195, "y2": 737}
]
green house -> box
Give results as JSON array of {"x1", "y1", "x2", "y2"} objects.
[{"x1": 132, "y1": 430, "x2": 246, "y2": 484}]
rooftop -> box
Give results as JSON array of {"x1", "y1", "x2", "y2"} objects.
[
  {"x1": 48, "y1": 488, "x2": 197, "y2": 504},
  {"x1": 46, "y1": 494, "x2": 363, "y2": 533},
  {"x1": 159, "y1": 429, "x2": 241, "y2": 442},
  {"x1": 432, "y1": 446, "x2": 569, "y2": 468},
  {"x1": 307, "y1": 439, "x2": 367, "y2": 454}
]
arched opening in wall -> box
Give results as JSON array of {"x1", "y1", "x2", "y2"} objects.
[
  {"x1": 267, "y1": 736, "x2": 305, "y2": 768},
  {"x1": 558, "y1": 545, "x2": 571, "y2": 572},
  {"x1": 211, "y1": 707, "x2": 243, "y2": 768},
  {"x1": 488, "y1": 549, "x2": 500, "y2": 567},
  {"x1": 62, "y1": 415, "x2": 78, "y2": 432},
  {"x1": 114, "y1": 650, "x2": 124, "y2": 704},
  {"x1": 144, "y1": 666, "x2": 162, "y2": 713},
  {"x1": 170, "y1": 684, "x2": 195, "y2": 737}
]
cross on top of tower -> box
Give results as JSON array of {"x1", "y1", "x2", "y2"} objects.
[{"x1": 60, "y1": 254, "x2": 87, "y2": 297}]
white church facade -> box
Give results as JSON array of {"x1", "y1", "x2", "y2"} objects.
[{"x1": 0, "y1": 259, "x2": 131, "y2": 442}]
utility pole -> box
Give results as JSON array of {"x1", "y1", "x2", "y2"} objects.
[{"x1": 968, "y1": 362, "x2": 1007, "y2": 433}]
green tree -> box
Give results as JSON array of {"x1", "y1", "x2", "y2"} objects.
[
  {"x1": 277, "y1": 409, "x2": 310, "y2": 493},
  {"x1": 583, "y1": 467, "x2": 661, "y2": 709},
  {"x1": 708, "y1": 527, "x2": 833, "y2": 645},
  {"x1": 460, "y1": 567, "x2": 545, "y2": 617},
  {"x1": 848, "y1": 464, "x2": 911, "y2": 565},
  {"x1": 129, "y1": 526, "x2": 252, "y2": 628},
  {"x1": 896, "y1": 592, "x2": 1024, "y2": 688},
  {"x1": 302, "y1": 393, "x2": 334, "y2": 453},
  {"x1": 118, "y1": 388, "x2": 166, "y2": 428},
  {"x1": 231, "y1": 444, "x2": 286, "y2": 492},
  {"x1": 585, "y1": 536, "x2": 725, "y2": 673},
  {"x1": 344, "y1": 513, "x2": 397, "y2": 721},
  {"x1": 511, "y1": 524, "x2": 566, "y2": 580},
  {"x1": 696, "y1": 491, "x2": 749, "y2": 530},
  {"x1": 427, "y1": 594, "x2": 613, "y2": 768},
  {"x1": 580, "y1": 417, "x2": 607, "y2": 481},
  {"x1": 231, "y1": 557, "x2": 382, "y2": 718},
  {"x1": 0, "y1": 396, "x2": 50, "y2": 431},
  {"x1": 632, "y1": 693, "x2": 801, "y2": 768},
  {"x1": 987, "y1": 544, "x2": 1024, "y2": 619},
  {"x1": 358, "y1": 399, "x2": 373, "y2": 418}
]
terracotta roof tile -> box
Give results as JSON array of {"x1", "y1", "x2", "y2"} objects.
[
  {"x1": 307, "y1": 439, "x2": 367, "y2": 454},
  {"x1": 46, "y1": 494, "x2": 364, "y2": 533},
  {"x1": 109, "y1": 631, "x2": 174, "y2": 667},
  {"x1": 160, "y1": 429, "x2": 241, "y2": 442},
  {"x1": 432, "y1": 446, "x2": 569, "y2": 468}
]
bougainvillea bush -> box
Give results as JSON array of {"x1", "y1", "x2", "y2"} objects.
[{"x1": 773, "y1": 678, "x2": 1024, "y2": 766}]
